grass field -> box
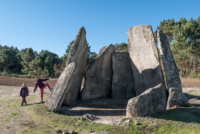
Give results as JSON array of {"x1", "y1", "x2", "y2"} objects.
[{"x1": 0, "y1": 77, "x2": 200, "y2": 134}]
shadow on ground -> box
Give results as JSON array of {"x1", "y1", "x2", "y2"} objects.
[
  {"x1": 151, "y1": 103, "x2": 200, "y2": 124},
  {"x1": 55, "y1": 93, "x2": 200, "y2": 123},
  {"x1": 57, "y1": 98, "x2": 128, "y2": 120}
]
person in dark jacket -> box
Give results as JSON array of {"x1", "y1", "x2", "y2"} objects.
[
  {"x1": 20, "y1": 83, "x2": 29, "y2": 106},
  {"x1": 33, "y1": 76, "x2": 52, "y2": 103}
]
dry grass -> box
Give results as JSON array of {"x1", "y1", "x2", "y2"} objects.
[
  {"x1": 1, "y1": 76, "x2": 200, "y2": 89},
  {"x1": 0, "y1": 86, "x2": 200, "y2": 134},
  {"x1": 181, "y1": 78, "x2": 200, "y2": 88},
  {"x1": 0, "y1": 76, "x2": 57, "y2": 87}
]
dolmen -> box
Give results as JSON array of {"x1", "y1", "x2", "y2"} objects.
[{"x1": 44, "y1": 25, "x2": 189, "y2": 117}]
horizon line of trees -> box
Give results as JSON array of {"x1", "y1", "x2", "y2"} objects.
[{"x1": 1, "y1": 16, "x2": 200, "y2": 78}]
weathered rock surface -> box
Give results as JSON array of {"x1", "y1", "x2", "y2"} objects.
[
  {"x1": 167, "y1": 87, "x2": 189, "y2": 109},
  {"x1": 63, "y1": 27, "x2": 88, "y2": 105},
  {"x1": 112, "y1": 52, "x2": 135, "y2": 98},
  {"x1": 81, "y1": 44, "x2": 115, "y2": 100},
  {"x1": 157, "y1": 29, "x2": 182, "y2": 92},
  {"x1": 126, "y1": 84, "x2": 167, "y2": 117},
  {"x1": 44, "y1": 62, "x2": 77, "y2": 112},
  {"x1": 127, "y1": 25, "x2": 165, "y2": 96}
]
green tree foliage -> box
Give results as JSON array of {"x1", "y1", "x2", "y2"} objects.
[
  {"x1": 39, "y1": 50, "x2": 60, "y2": 77},
  {"x1": 115, "y1": 42, "x2": 128, "y2": 52},
  {"x1": 20, "y1": 48, "x2": 38, "y2": 76},
  {"x1": 19, "y1": 48, "x2": 60, "y2": 78},
  {"x1": 158, "y1": 19, "x2": 176, "y2": 44},
  {"x1": 63, "y1": 41, "x2": 74, "y2": 62},
  {"x1": 86, "y1": 52, "x2": 97, "y2": 69},
  {"x1": 171, "y1": 17, "x2": 200, "y2": 77},
  {"x1": 0, "y1": 46, "x2": 22, "y2": 73}
]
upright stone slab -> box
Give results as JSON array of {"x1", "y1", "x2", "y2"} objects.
[
  {"x1": 112, "y1": 52, "x2": 135, "y2": 99},
  {"x1": 126, "y1": 83, "x2": 167, "y2": 117},
  {"x1": 81, "y1": 44, "x2": 115, "y2": 100},
  {"x1": 44, "y1": 62, "x2": 77, "y2": 111},
  {"x1": 127, "y1": 25, "x2": 165, "y2": 96},
  {"x1": 157, "y1": 29, "x2": 182, "y2": 92},
  {"x1": 63, "y1": 27, "x2": 88, "y2": 105}
]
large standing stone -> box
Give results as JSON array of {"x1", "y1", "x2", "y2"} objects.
[
  {"x1": 81, "y1": 44, "x2": 115, "y2": 100},
  {"x1": 157, "y1": 29, "x2": 182, "y2": 92},
  {"x1": 127, "y1": 25, "x2": 165, "y2": 96},
  {"x1": 44, "y1": 62, "x2": 77, "y2": 111},
  {"x1": 63, "y1": 27, "x2": 88, "y2": 105},
  {"x1": 167, "y1": 87, "x2": 189, "y2": 109},
  {"x1": 112, "y1": 52, "x2": 135, "y2": 99},
  {"x1": 126, "y1": 84, "x2": 167, "y2": 117}
]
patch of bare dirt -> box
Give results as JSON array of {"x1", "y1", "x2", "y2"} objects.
[
  {"x1": 59, "y1": 98, "x2": 129, "y2": 121},
  {"x1": 0, "y1": 76, "x2": 57, "y2": 87},
  {"x1": 181, "y1": 78, "x2": 200, "y2": 88}
]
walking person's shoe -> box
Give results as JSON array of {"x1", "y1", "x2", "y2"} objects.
[
  {"x1": 50, "y1": 87, "x2": 53, "y2": 91},
  {"x1": 41, "y1": 100, "x2": 44, "y2": 103},
  {"x1": 21, "y1": 103, "x2": 23, "y2": 106}
]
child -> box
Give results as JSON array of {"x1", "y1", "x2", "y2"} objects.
[
  {"x1": 20, "y1": 83, "x2": 29, "y2": 106},
  {"x1": 33, "y1": 76, "x2": 52, "y2": 103}
]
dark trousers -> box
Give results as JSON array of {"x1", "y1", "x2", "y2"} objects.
[{"x1": 21, "y1": 96, "x2": 27, "y2": 105}]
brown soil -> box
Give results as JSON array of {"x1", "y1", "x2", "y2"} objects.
[
  {"x1": 181, "y1": 78, "x2": 200, "y2": 88},
  {"x1": 1, "y1": 76, "x2": 200, "y2": 88},
  {"x1": 59, "y1": 98, "x2": 129, "y2": 121},
  {"x1": 0, "y1": 76, "x2": 57, "y2": 87}
]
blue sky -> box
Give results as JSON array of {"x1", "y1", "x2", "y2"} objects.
[{"x1": 0, "y1": 0, "x2": 199, "y2": 57}]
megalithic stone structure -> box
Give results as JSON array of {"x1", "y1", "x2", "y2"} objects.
[
  {"x1": 81, "y1": 44, "x2": 115, "y2": 100},
  {"x1": 112, "y1": 52, "x2": 135, "y2": 99},
  {"x1": 126, "y1": 83, "x2": 167, "y2": 117},
  {"x1": 63, "y1": 27, "x2": 88, "y2": 105},
  {"x1": 44, "y1": 62, "x2": 77, "y2": 111},
  {"x1": 157, "y1": 29, "x2": 182, "y2": 92},
  {"x1": 127, "y1": 25, "x2": 165, "y2": 96}
]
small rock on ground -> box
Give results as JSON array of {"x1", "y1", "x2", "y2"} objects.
[{"x1": 134, "y1": 119, "x2": 140, "y2": 125}]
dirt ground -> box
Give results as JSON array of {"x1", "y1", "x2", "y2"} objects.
[
  {"x1": 0, "y1": 85, "x2": 199, "y2": 124},
  {"x1": 0, "y1": 76, "x2": 200, "y2": 88},
  {"x1": 181, "y1": 78, "x2": 200, "y2": 88},
  {"x1": 0, "y1": 76, "x2": 57, "y2": 87}
]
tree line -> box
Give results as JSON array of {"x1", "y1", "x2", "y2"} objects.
[
  {"x1": 0, "y1": 42, "x2": 98, "y2": 78},
  {"x1": 156, "y1": 16, "x2": 200, "y2": 78},
  {"x1": 1, "y1": 16, "x2": 200, "y2": 78}
]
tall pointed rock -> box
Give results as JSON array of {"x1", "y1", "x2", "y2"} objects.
[
  {"x1": 127, "y1": 25, "x2": 165, "y2": 96},
  {"x1": 157, "y1": 29, "x2": 182, "y2": 92},
  {"x1": 63, "y1": 27, "x2": 88, "y2": 105},
  {"x1": 45, "y1": 27, "x2": 88, "y2": 111},
  {"x1": 81, "y1": 44, "x2": 115, "y2": 100}
]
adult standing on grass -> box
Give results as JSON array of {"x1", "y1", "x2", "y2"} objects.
[{"x1": 33, "y1": 76, "x2": 52, "y2": 103}]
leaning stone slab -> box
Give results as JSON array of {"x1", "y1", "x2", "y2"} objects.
[
  {"x1": 167, "y1": 87, "x2": 189, "y2": 109},
  {"x1": 127, "y1": 25, "x2": 165, "y2": 96},
  {"x1": 126, "y1": 84, "x2": 167, "y2": 117},
  {"x1": 81, "y1": 44, "x2": 115, "y2": 100},
  {"x1": 44, "y1": 62, "x2": 77, "y2": 112},
  {"x1": 157, "y1": 29, "x2": 182, "y2": 92},
  {"x1": 63, "y1": 27, "x2": 88, "y2": 105},
  {"x1": 112, "y1": 52, "x2": 135, "y2": 99}
]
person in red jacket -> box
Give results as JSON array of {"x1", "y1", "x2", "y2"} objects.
[
  {"x1": 33, "y1": 76, "x2": 52, "y2": 103},
  {"x1": 20, "y1": 83, "x2": 29, "y2": 106}
]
